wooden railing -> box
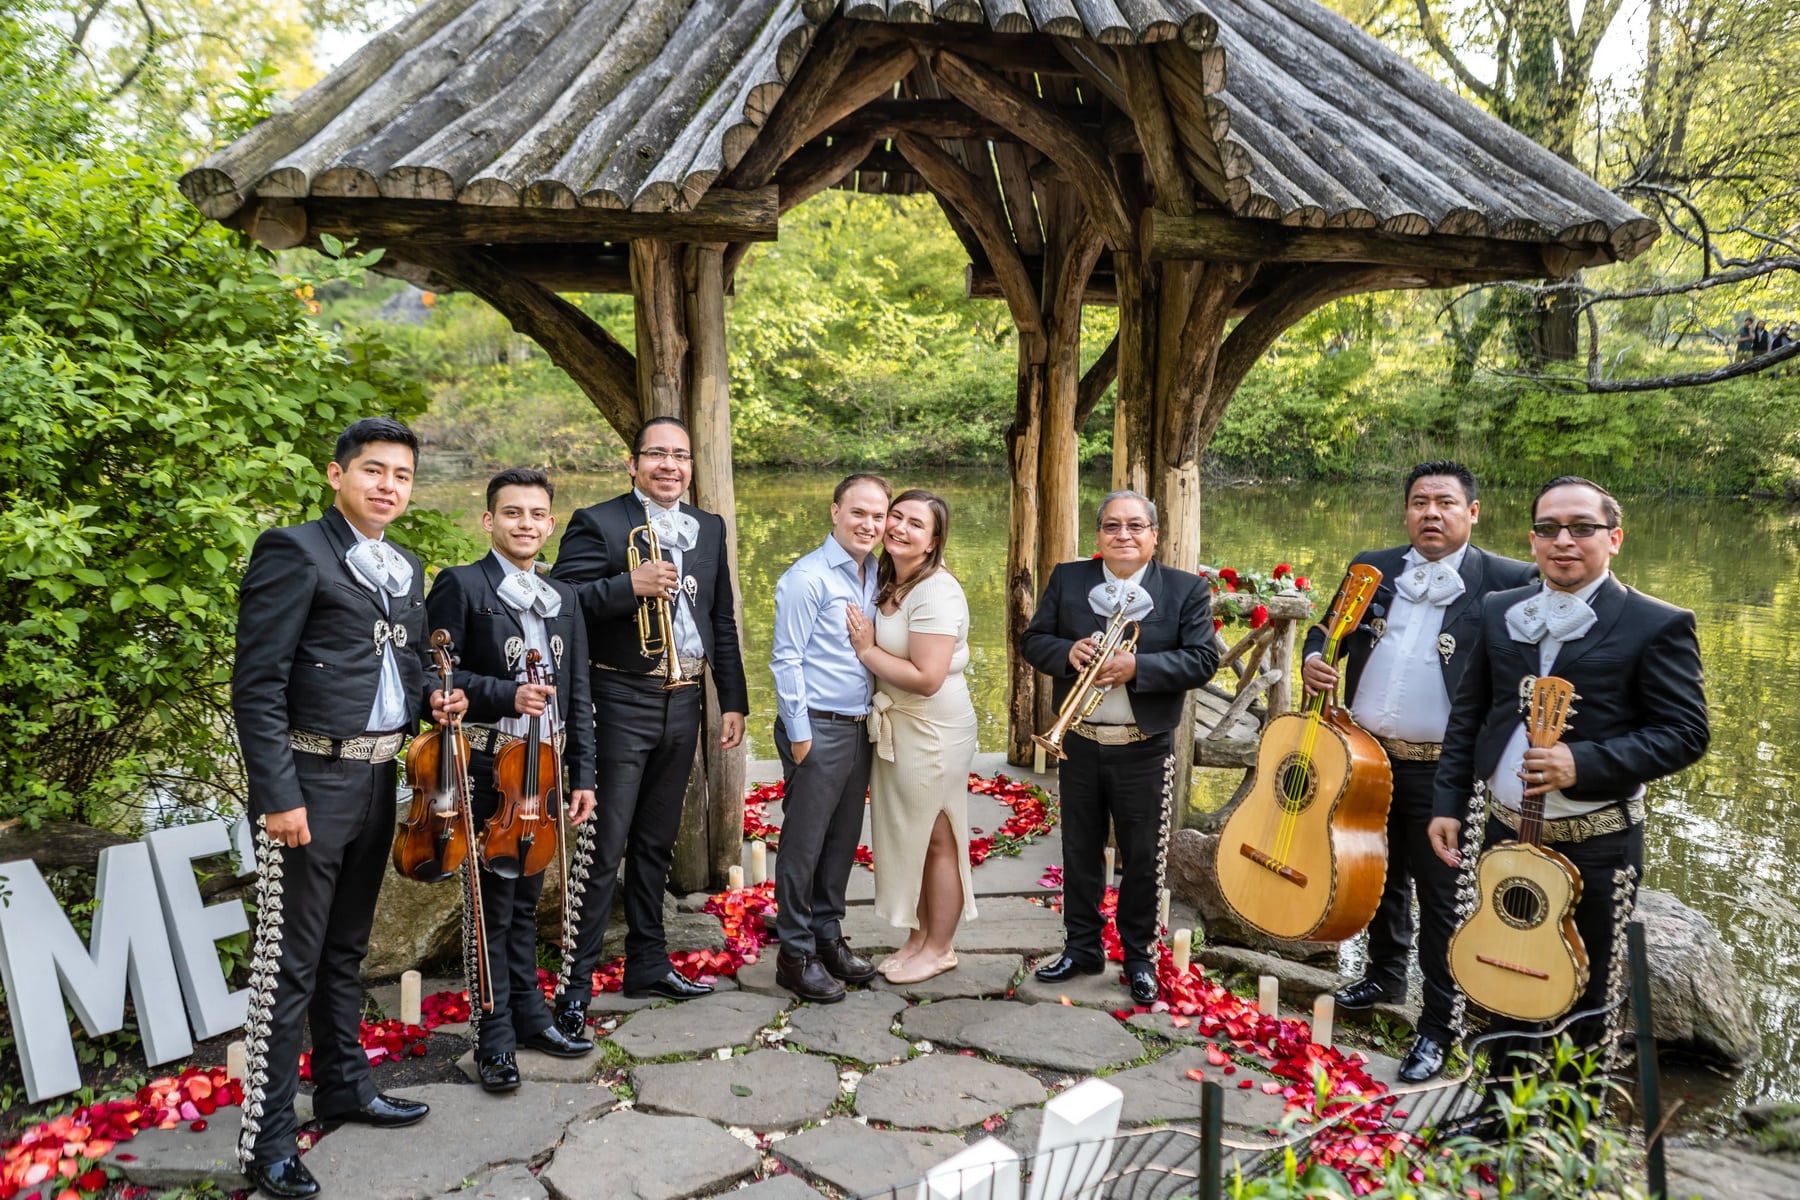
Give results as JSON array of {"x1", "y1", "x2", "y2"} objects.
[{"x1": 1194, "y1": 593, "x2": 1312, "y2": 768}]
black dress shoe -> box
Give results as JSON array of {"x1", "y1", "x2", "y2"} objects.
[
  {"x1": 776, "y1": 948, "x2": 846, "y2": 1003},
  {"x1": 477, "y1": 1052, "x2": 521, "y2": 1093},
  {"x1": 245, "y1": 1154, "x2": 320, "y2": 1199},
  {"x1": 553, "y1": 999, "x2": 588, "y2": 1041},
  {"x1": 816, "y1": 936, "x2": 878, "y2": 984},
  {"x1": 521, "y1": 1023, "x2": 595, "y2": 1057},
  {"x1": 1126, "y1": 965, "x2": 1159, "y2": 1006},
  {"x1": 1334, "y1": 977, "x2": 1405, "y2": 1011},
  {"x1": 324, "y1": 1093, "x2": 430, "y2": 1128},
  {"x1": 1034, "y1": 953, "x2": 1105, "y2": 983},
  {"x1": 1399, "y1": 1034, "x2": 1449, "y2": 1083},
  {"x1": 623, "y1": 970, "x2": 715, "y2": 1001}
]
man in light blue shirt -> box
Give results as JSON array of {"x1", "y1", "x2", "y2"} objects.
[{"x1": 769, "y1": 473, "x2": 891, "y2": 1002}]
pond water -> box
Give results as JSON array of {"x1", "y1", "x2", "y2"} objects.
[{"x1": 413, "y1": 467, "x2": 1800, "y2": 1112}]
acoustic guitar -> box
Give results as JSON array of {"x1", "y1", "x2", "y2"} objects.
[
  {"x1": 1215, "y1": 564, "x2": 1394, "y2": 941},
  {"x1": 1448, "y1": 676, "x2": 1589, "y2": 1023}
]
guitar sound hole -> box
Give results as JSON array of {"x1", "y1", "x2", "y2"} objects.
[
  {"x1": 1275, "y1": 754, "x2": 1318, "y2": 816},
  {"x1": 1495, "y1": 878, "x2": 1548, "y2": 930}
]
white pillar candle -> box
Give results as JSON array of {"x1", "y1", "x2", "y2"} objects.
[
  {"x1": 1171, "y1": 928, "x2": 1192, "y2": 975},
  {"x1": 1258, "y1": 975, "x2": 1279, "y2": 1017},
  {"x1": 1311, "y1": 994, "x2": 1336, "y2": 1046},
  {"x1": 1104, "y1": 847, "x2": 1116, "y2": 882},
  {"x1": 727, "y1": 864, "x2": 745, "y2": 891},
  {"x1": 226, "y1": 1040, "x2": 246, "y2": 1083},
  {"x1": 1158, "y1": 888, "x2": 1172, "y2": 929},
  {"x1": 400, "y1": 969, "x2": 422, "y2": 1026},
  {"x1": 750, "y1": 841, "x2": 768, "y2": 885},
  {"x1": 1033, "y1": 745, "x2": 1047, "y2": 776}
]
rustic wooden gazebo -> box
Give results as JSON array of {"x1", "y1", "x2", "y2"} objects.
[{"x1": 181, "y1": 0, "x2": 1656, "y2": 890}]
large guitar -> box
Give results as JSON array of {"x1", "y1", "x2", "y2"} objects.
[
  {"x1": 1448, "y1": 676, "x2": 1589, "y2": 1023},
  {"x1": 1215, "y1": 565, "x2": 1394, "y2": 941}
]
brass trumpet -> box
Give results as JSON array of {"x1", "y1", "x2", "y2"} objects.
[
  {"x1": 626, "y1": 523, "x2": 698, "y2": 691},
  {"x1": 1033, "y1": 607, "x2": 1141, "y2": 761}
]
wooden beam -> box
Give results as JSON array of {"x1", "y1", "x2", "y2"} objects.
[
  {"x1": 775, "y1": 136, "x2": 878, "y2": 213},
  {"x1": 631, "y1": 239, "x2": 687, "y2": 420},
  {"x1": 401, "y1": 246, "x2": 640, "y2": 441},
  {"x1": 1074, "y1": 332, "x2": 1119, "y2": 429},
  {"x1": 386, "y1": 244, "x2": 633, "y2": 293},
  {"x1": 728, "y1": 18, "x2": 866, "y2": 188},
  {"x1": 933, "y1": 50, "x2": 1137, "y2": 252},
  {"x1": 794, "y1": 43, "x2": 919, "y2": 146},
  {"x1": 1144, "y1": 209, "x2": 1563, "y2": 276},
  {"x1": 825, "y1": 98, "x2": 1011, "y2": 142},
  {"x1": 1115, "y1": 47, "x2": 1196, "y2": 216},
  {"x1": 261, "y1": 188, "x2": 780, "y2": 249},
  {"x1": 894, "y1": 132, "x2": 1044, "y2": 339},
  {"x1": 967, "y1": 263, "x2": 1116, "y2": 306}
]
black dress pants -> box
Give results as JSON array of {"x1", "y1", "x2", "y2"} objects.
[
  {"x1": 466, "y1": 753, "x2": 553, "y2": 1058},
  {"x1": 558, "y1": 670, "x2": 701, "y2": 1002},
  {"x1": 773, "y1": 717, "x2": 873, "y2": 955},
  {"x1": 239, "y1": 756, "x2": 395, "y2": 1168},
  {"x1": 1363, "y1": 761, "x2": 1463, "y2": 1043},
  {"x1": 1058, "y1": 731, "x2": 1174, "y2": 970}
]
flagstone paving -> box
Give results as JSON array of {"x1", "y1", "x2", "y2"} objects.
[
  {"x1": 434, "y1": 1162, "x2": 547, "y2": 1200},
  {"x1": 631, "y1": 1048, "x2": 840, "y2": 1131},
  {"x1": 1104, "y1": 1045, "x2": 1288, "y2": 1134},
  {"x1": 456, "y1": 1044, "x2": 604, "y2": 1084},
  {"x1": 952, "y1": 1001, "x2": 1149, "y2": 1073},
  {"x1": 897, "y1": 997, "x2": 1023, "y2": 1045},
  {"x1": 772, "y1": 1120, "x2": 971, "y2": 1197},
  {"x1": 781, "y1": 990, "x2": 911, "y2": 1064},
  {"x1": 584, "y1": 974, "x2": 739, "y2": 1018},
  {"x1": 854, "y1": 1054, "x2": 1047, "y2": 1131},
  {"x1": 733, "y1": 1173, "x2": 830, "y2": 1200},
  {"x1": 869, "y1": 951, "x2": 1023, "y2": 1000},
  {"x1": 539, "y1": 1110, "x2": 758, "y2": 1200},
  {"x1": 607, "y1": 990, "x2": 787, "y2": 1058}
]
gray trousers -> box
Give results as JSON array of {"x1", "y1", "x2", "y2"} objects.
[{"x1": 773, "y1": 717, "x2": 872, "y2": 955}]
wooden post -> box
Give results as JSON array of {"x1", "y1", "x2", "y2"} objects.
[
  {"x1": 631, "y1": 239, "x2": 688, "y2": 420},
  {"x1": 683, "y1": 243, "x2": 746, "y2": 890},
  {"x1": 1005, "y1": 336, "x2": 1045, "y2": 766}
]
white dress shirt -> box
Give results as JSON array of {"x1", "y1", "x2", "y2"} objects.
[
  {"x1": 636, "y1": 489, "x2": 704, "y2": 660},
  {"x1": 1347, "y1": 545, "x2": 1466, "y2": 744},
  {"x1": 345, "y1": 522, "x2": 410, "y2": 733},
  {"x1": 1486, "y1": 572, "x2": 1636, "y2": 820},
  {"x1": 491, "y1": 552, "x2": 559, "y2": 741}
]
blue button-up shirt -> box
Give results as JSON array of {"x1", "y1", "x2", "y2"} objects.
[{"x1": 771, "y1": 535, "x2": 877, "y2": 743}]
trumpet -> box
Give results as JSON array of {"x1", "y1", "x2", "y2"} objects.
[
  {"x1": 626, "y1": 523, "x2": 698, "y2": 691},
  {"x1": 1033, "y1": 607, "x2": 1141, "y2": 761}
]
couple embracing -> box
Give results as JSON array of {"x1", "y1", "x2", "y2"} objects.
[{"x1": 770, "y1": 474, "x2": 978, "y2": 1001}]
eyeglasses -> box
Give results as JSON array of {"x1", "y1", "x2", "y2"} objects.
[
  {"x1": 1529, "y1": 521, "x2": 1615, "y2": 539},
  {"x1": 636, "y1": 448, "x2": 693, "y2": 464},
  {"x1": 1099, "y1": 521, "x2": 1154, "y2": 536}
]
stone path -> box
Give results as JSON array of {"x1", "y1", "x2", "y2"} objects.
[{"x1": 123, "y1": 751, "x2": 1579, "y2": 1199}]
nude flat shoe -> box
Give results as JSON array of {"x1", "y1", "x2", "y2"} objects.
[{"x1": 886, "y1": 952, "x2": 958, "y2": 985}]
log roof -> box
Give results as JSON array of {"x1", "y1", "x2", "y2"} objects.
[{"x1": 180, "y1": 0, "x2": 1656, "y2": 264}]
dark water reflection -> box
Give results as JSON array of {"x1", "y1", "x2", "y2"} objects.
[{"x1": 415, "y1": 468, "x2": 1800, "y2": 1107}]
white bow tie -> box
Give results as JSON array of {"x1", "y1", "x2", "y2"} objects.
[
  {"x1": 1505, "y1": 589, "x2": 1597, "y2": 645},
  {"x1": 1088, "y1": 579, "x2": 1155, "y2": 622},
  {"x1": 497, "y1": 569, "x2": 562, "y2": 619},
  {"x1": 1395, "y1": 559, "x2": 1465, "y2": 606},
  {"x1": 647, "y1": 507, "x2": 699, "y2": 553},
  {"x1": 345, "y1": 539, "x2": 412, "y2": 598}
]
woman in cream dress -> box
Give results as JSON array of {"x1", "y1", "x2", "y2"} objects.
[{"x1": 845, "y1": 489, "x2": 978, "y2": 984}]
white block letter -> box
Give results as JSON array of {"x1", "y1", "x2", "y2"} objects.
[
  {"x1": 145, "y1": 821, "x2": 250, "y2": 1039},
  {"x1": 1028, "y1": 1078, "x2": 1123, "y2": 1200},
  {"x1": 920, "y1": 1136, "x2": 1020, "y2": 1200}
]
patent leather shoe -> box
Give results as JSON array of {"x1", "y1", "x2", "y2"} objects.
[
  {"x1": 1334, "y1": 977, "x2": 1404, "y2": 1011},
  {"x1": 477, "y1": 1052, "x2": 521, "y2": 1093},
  {"x1": 553, "y1": 999, "x2": 589, "y2": 1040},
  {"x1": 1126, "y1": 965, "x2": 1159, "y2": 1006},
  {"x1": 245, "y1": 1154, "x2": 320, "y2": 1199},
  {"x1": 1034, "y1": 953, "x2": 1104, "y2": 983},
  {"x1": 776, "y1": 947, "x2": 846, "y2": 1003},
  {"x1": 520, "y1": 1023, "x2": 594, "y2": 1057},
  {"x1": 1399, "y1": 1034, "x2": 1449, "y2": 1083},
  {"x1": 624, "y1": 970, "x2": 715, "y2": 1001},
  {"x1": 816, "y1": 936, "x2": 878, "y2": 984},
  {"x1": 325, "y1": 1093, "x2": 430, "y2": 1128}
]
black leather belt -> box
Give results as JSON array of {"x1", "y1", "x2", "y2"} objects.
[{"x1": 807, "y1": 708, "x2": 867, "y2": 724}]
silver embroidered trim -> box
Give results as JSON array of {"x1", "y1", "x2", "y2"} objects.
[
  {"x1": 459, "y1": 862, "x2": 486, "y2": 1042},
  {"x1": 1446, "y1": 782, "x2": 1491, "y2": 1038},
  {"x1": 1150, "y1": 749, "x2": 1177, "y2": 959},
  {"x1": 1601, "y1": 864, "x2": 1641, "y2": 1072},
  {"x1": 238, "y1": 820, "x2": 287, "y2": 1168},
  {"x1": 554, "y1": 816, "x2": 598, "y2": 998}
]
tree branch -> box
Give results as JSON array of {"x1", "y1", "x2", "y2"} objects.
[{"x1": 1413, "y1": 0, "x2": 1495, "y2": 101}]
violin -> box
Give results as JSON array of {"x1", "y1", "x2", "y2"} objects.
[
  {"x1": 393, "y1": 630, "x2": 472, "y2": 883},
  {"x1": 483, "y1": 648, "x2": 561, "y2": 879}
]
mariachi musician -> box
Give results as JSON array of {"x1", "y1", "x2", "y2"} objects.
[
  {"x1": 231, "y1": 419, "x2": 463, "y2": 1200},
  {"x1": 550, "y1": 417, "x2": 748, "y2": 1028},
  {"x1": 1020, "y1": 489, "x2": 1218, "y2": 1006},
  {"x1": 1301, "y1": 461, "x2": 1534, "y2": 1083},
  {"x1": 424, "y1": 468, "x2": 598, "y2": 1093},
  {"x1": 1429, "y1": 476, "x2": 1709, "y2": 1059}
]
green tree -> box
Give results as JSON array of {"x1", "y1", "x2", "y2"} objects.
[{"x1": 0, "y1": 4, "x2": 468, "y2": 831}]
